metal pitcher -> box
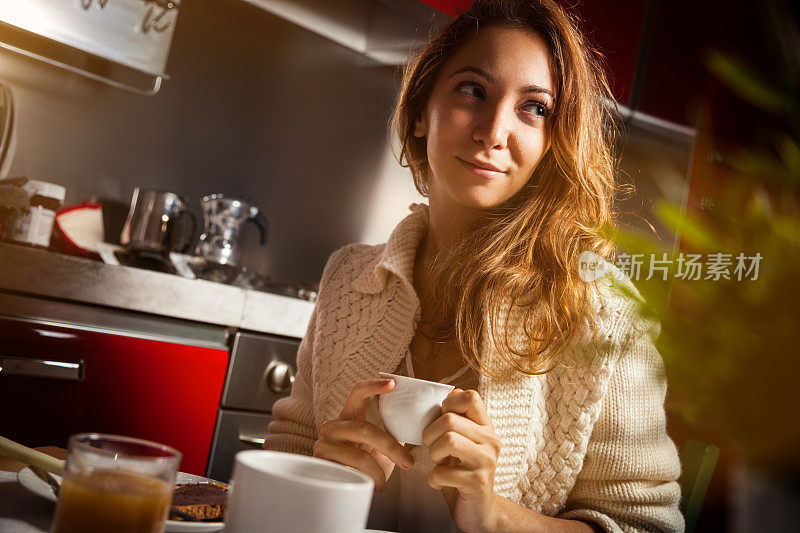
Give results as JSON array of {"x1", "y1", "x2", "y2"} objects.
[
  {"x1": 120, "y1": 188, "x2": 197, "y2": 254},
  {"x1": 195, "y1": 194, "x2": 267, "y2": 266}
]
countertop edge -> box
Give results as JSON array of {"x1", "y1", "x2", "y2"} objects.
[{"x1": 0, "y1": 243, "x2": 315, "y2": 338}]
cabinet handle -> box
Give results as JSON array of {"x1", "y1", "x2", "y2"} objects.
[
  {"x1": 0, "y1": 357, "x2": 84, "y2": 381},
  {"x1": 238, "y1": 434, "x2": 266, "y2": 446},
  {"x1": 265, "y1": 361, "x2": 295, "y2": 394}
]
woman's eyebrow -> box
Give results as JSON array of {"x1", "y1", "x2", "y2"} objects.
[{"x1": 448, "y1": 65, "x2": 555, "y2": 99}]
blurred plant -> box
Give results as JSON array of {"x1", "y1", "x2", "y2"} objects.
[{"x1": 609, "y1": 1, "x2": 800, "y2": 472}]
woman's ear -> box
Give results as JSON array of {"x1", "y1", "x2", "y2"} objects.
[{"x1": 413, "y1": 114, "x2": 428, "y2": 138}]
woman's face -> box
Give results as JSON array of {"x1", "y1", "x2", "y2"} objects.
[{"x1": 414, "y1": 25, "x2": 556, "y2": 212}]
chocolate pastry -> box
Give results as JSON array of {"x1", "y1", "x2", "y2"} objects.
[{"x1": 171, "y1": 482, "x2": 229, "y2": 522}]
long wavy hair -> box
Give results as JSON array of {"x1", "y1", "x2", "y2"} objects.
[{"x1": 392, "y1": 0, "x2": 621, "y2": 376}]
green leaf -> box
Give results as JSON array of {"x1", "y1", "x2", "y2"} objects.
[
  {"x1": 652, "y1": 201, "x2": 721, "y2": 250},
  {"x1": 705, "y1": 50, "x2": 797, "y2": 115},
  {"x1": 729, "y1": 149, "x2": 798, "y2": 185},
  {"x1": 613, "y1": 230, "x2": 664, "y2": 256},
  {"x1": 772, "y1": 217, "x2": 800, "y2": 246},
  {"x1": 777, "y1": 135, "x2": 800, "y2": 177}
]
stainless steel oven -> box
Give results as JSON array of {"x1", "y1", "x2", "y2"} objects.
[{"x1": 206, "y1": 331, "x2": 299, "y2": 481}]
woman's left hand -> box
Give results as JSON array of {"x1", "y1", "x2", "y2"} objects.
[{"x1": 422, "y1": 388, "x2": 502, "y2": 533}]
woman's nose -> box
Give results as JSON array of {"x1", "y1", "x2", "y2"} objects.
[{"x1": 472, "y1": 104, "x2": 512, "y2": 150}]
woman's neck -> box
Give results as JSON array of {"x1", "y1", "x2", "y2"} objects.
[
  {"x1": 414, "y1": 192, "x2": 482, "y2": 312},
  {"x1": 423, "y1": 190, "x2": 482, "y2": 259},
  {"x1": 412, "y1": 193, "x2": 479, "y2": 363}
]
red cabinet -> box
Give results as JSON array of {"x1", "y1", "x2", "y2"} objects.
[
  {"x1": 418, "y1": 0, "x2": 472, "y2": 17},
  {"x1": 418, "y1": 0, "x2": 648, "y2": 105},
  {"x1": 0, "y1": 317, "x2": 228, "y2": 476},
  {"x1": 560, "y1": 0, "x2": 649, "y2": 107},
  {"x1": 421, "y1": 0, "x2": 718, "y2": 128}
]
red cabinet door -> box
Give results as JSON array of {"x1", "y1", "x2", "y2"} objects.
[
  {"x1": 418, "y1": 0, "x2": 473, "y2": 17},
  {"x1": 0, "y1": 317, "x2": 228, "y2": 476}
]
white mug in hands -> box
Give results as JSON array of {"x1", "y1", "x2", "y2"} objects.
[
  {"x1": 225, "y1": 450, "x2": 374, "y2": 533},
  {"x1": 378, "y1": 372, "x2": 455, "y2": 446}
]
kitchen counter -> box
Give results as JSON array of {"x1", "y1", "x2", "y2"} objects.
[{"x1": 0, "y1": 242, "x2": 314, "y2": 338}]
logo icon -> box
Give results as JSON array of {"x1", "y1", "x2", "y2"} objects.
[{"x1": 578, "y1": 250, "x2": 613, "y2": 282}]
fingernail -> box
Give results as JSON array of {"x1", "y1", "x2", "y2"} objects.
[
  {"x1": 383, "y1": 379, "x2": 394, "y2": 385},
  {"x1": 403, "y1": 459, "x2": 414, "y2": 469}
]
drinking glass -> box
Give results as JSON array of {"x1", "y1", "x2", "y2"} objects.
[{"x1": 51, "y1": 433, "x2": 181, "y2": 533}]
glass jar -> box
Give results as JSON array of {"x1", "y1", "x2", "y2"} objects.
[{"x1": 3, "y1": 179, "x2": 66, "y2": 249}]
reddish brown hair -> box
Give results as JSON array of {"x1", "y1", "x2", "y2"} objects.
[{"x1": 392, "y1": 0, "x2": 620, "y2": 375}]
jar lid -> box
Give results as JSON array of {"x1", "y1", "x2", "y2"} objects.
[{"x1": 23, "y1": 180, "x2": 66, "y2": 202}]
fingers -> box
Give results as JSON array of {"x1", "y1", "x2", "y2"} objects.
[
  {"x1": 426, "y1": 430, "x2": 498, "y2": 470},
  {"x1": 319, "y1": 419, "x2": 413, "y2": 470},
  {"x1": 422, "y1": 390, "x2": 502, "y2": 482},
  {"x1": 313, "y1": 439, "x2": 389, "y2": 492},
  {"x1": 422, "y1": 411, "x2": 494, "y2": 449},
  {"x1": 340, "y1": 378, "x2": 396, "y2": 421},
  {"x1": 426, "y1": 464, "x2": 490, "y2": 493},
  {"x1": 442, "y1": 389, "x2": 493, "y2": 426},
  {"x1": 311, "y1": 377, "x2": 414, "y2": 488}
]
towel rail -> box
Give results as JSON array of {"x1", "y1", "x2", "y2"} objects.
[
  {"x1": 0, "y1": 40, "x2": 165, "y2": 97},
  {"x1": 0, "y1": 0, "x2": 179, "y2": 96}
]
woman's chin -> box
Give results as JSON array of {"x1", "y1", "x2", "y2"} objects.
[{"x1": 452, "y1": 188, "x2": 513, "y2": 211}]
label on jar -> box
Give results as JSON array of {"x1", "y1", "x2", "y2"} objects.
[{"x1": 10, "y1": 206, "x2": 56, "y2": 247}]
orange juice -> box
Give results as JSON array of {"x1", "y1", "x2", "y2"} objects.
[{"x1": 51, "y1": 469, "x2": 172, "y2": 533}]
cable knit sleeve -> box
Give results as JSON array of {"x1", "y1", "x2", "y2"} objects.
[
  {"x1": 263, "y1": 247, "x2": 351, "y2": 456},
  {"x1": 556, "y1": 316, "x2": 685, "y2": 533},
  {"x1": 262, "y1": 302, "x2": 319, "y2": 456}
]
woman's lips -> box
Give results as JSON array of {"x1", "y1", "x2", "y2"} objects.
[{"x1": 457, "y1": 157, "x2": 506, "y2": 179}]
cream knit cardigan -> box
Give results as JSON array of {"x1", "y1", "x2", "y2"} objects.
[{"x1": 264, "y1": 204, "x2": 684, "y2": 533}]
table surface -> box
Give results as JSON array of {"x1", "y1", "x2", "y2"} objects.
[
  {"x1": 0, "y1": 452, "x2": 394, "y2": 533},
  {"x1": 0, "y1": 447, "x2": 66, "y2": 533},
  {"x1": 0, "y1": 470, "x2": 54, "y2": 533}
]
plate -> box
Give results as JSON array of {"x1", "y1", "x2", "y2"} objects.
[{"x1": 18, "y1": 467, "x2": 225, "y2": 532}]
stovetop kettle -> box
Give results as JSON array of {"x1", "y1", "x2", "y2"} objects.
[
  {"x1": 120, "y1": 188, "x2": 197, "y2": 255},
  {"x1": 195, "y1": 194, "x2": 267, "y2": 266}
]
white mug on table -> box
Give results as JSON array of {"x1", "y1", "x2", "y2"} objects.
[{"x1": 225, "y1": 450, "x2": 374, "y2": 533}]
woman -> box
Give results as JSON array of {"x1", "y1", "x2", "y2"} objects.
[{"x1": 264, "y1": 1, "x2": 683, "y2": 531}]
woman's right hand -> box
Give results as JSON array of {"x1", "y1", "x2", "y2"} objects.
[{"x1": 313, "y1": 378, "x2": 414, "y2": 492}]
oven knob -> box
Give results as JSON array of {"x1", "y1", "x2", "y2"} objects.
[{"x1": 266, "y1": 361, "x2": 295, "y2": 393}]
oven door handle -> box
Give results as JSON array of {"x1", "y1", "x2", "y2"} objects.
[
  {"x1": 0, "y1": 357, "x2": 85, "y2": 381},
  {"x1": 238, "y1": 434, "x2": 266, "y2": 447}
]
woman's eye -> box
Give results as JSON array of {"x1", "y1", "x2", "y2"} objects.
[
  {"x1": 455, "y1": 81, "x2": 484, "y2": 99},
  {"x1": 522, "y1": 102, "x2": 549, "y2": 117}
]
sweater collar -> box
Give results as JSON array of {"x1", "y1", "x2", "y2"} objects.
[{"x1": 351, "y1": 203, "x2": 429, "y2": 296}]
